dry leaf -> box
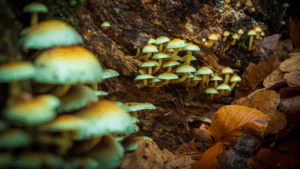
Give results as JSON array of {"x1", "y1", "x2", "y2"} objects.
[
  {"x1": 191, "y1": 141, "x2": 225, "y2": 169},
  {"x1": 284, "y1": 71, "x2": 300, "y2": 87},
  {"x1": 289, "y1": 52, "x2": 300, "y2": 57},
  {"x1": 254, "y1": 34, "x2": 281, "y2": 60},
  {"x1": 278, "y1": 86, "x2": 300, "y2": 97},
  {"x1": 279, "y1": 55, "x2": 300, "y2": 72},
  {"x1": 234, "y1": 90, "x2": 286, "y2": 135},
  {"x1": 208, "y1": 105, "x2": 269, "y2": 143},
  {"x1": 235, "y1": 55, "x2": 280, "y2": 99},
  {"x1": 278, "y1": 95, "x2": 300, "y2": 114},
  {"x1": 217, "y1": 147, "x2": 248, "y2": 168},
  {"x1": 263, "y1": 69, "x2": 287, "y2": 89}
]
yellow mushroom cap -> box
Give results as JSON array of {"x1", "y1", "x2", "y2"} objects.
[
  {"x1": 254, "y1": 26, "x2": 262, "y2": 33},
  {"x1": 248, "y1": 30, "x2": 256, "y2": 36},
  {"x1": 77, "y1": 100, "x2": 136, "y2": 136},
  {"x1": 223, "y1": 31, "x2": 230, "y2": 36},
  {"x1": 209, "y1": 34, "x2": 218, "y2": 41},
  {"x1": 34, "y1": 46, "x2": 103, "y2": 84},
  {"x1": 232, "y1": 33, "x2": 239, "y2": 39},
  {"x1": 142, "y1": 44, "x2": 158, "y2": 53},
  {"x1": 22, "y1": 20, "x2": 82, "y2": 49},
  {"x1": 0, "y1": 61, "x2": 36, "y2": 82},
  {"x1": 238, "y1": 29, "x2": 244, "y2": 34},
  {"x1": 101, "y1": 22, "x2": 110, "y2": 28},
  {"x1": 166, "y1": 38, "x2": 187, "y2": 49},
  {"x1": 222, "y1": 67, "x2": 234, "y2": 74}
]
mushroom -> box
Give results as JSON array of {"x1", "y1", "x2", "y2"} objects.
[
  {"x1": 170, "y1": 65, "x2": 196, "y2": 83},
  {"x1": 247, "y1": 29, "x2": 256, "y2": 51},
  {"x1": 23, "y1": 2, "x2": 48, "y2": 26},
  {"x1": 166, "y1": 38, "x2": 187, "y2": 59},
  {"x1": 151, "y1": 53, "x2": 169, "y2": 74},
  {"x1": 142, "y1": 60, "x2": 158, "y2": 75},
  {"x1": 206, "y1": 88, "x2": 218, "y2": 101},
  {"x1": 216, "y1": 83, "x2": 231, "y2": 96},
  {"x1": 122, "y1": 136, "x2": 152, "y2": 152},
  {"x1": 208, "y1": 34, "x2": 218, "y2": 48},
  {"x1": 22, "y1": 20, "x2": 83, "y2": 49},
  {"x1": 231, "y1": 33, "x2": 239, "y2": 46},
  {"x1": 254, "y1": 26, "x2": 262, "y2": 39},
  {"x1": 222, "y1": 67, "x2": 234, "y2": 84},
  {"x1": 211, "y1": 75, "x2": 223, "y2": 88},
  {"x1": 222, "y1": 31, "x2": 230, "y2": 42},
  {"x1": 139, "y1": 44, "x2": 158, "y2": 60},
  {"x1": 196, "y1": 66, "x2": 214, "y2": 88},
  {"x1": 230, "y1": 75, "x2": 241, "y2": 90},
  {"x1": 33, "y1": 46, "x2": 104, "y2": 96},
  {"x1": 134, "y1": 74, "x2": 154, "y2": 87},
  {"x1": 238, "y1": 29, "x2": 244, "y2": 40},
  {"x1": 157, "y1": 72, "x2": 179, "y2": 87},
  {"x1": 155, "y1": 36, "x2": 170, "y2": 52},
  {"x1": 183, "y1": 43, "x2": 200, "y2": 65},
  {"x1": 101, "y1": 22, "x2": 110, "y2": 30}
]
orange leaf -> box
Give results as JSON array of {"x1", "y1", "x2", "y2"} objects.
[
  {"x1": 191, "y1": 141, "x2": 225, "y2": 169},
  {"x1": 208, "y1": 105, "x2": 269, "y2": 143}
]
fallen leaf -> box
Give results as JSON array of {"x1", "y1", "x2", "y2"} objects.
[
  {"x1": 278, "y1": 95, "x2": 300, "y2": 113},
  {"x1": 263, "y1": 69, "x2": 287, "y2": 90},
  {"x1": 279, "y1": 55, "x2": 300, "y2": 72},
  {"x1": 208, "y1": 105, "x2": 269, "y2": 143},
  {"x1": 254, "y1": 34, "x2": 281, "y2": 60},
  {"x1": 278, "y1": 86, "x2": 300, "y2": 97},
  {"x1": 284, "y1": 71, "x2": 300, "y2": 87},
  {"x1": 235, "y1": 54, "x2": 280, "y2": 99},
  {"x1": 234, "y1": 90, "x2": 286, "y2": 135}
]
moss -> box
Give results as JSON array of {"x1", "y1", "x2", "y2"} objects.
[{"x1": 36, "y1": 0, "x2": 87, "y2": 30}]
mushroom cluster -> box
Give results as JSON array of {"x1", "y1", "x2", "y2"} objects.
[
  {"x1": 134, "y1": 37, "x2": 241, "y2": 100},
  {"x1": 0, "y1": 2, "x2": 156, "y2": 168}
]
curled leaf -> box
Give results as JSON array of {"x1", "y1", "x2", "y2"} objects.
[
  {"x1": 279, "y1": 55, "x2": 300, "y2": 72},
  {"x1": 284, "y1": 71, "x2": 300, "y2": 87},
  {"x1": 263, "y1": 69, "x2": 286, "y2": 90}
]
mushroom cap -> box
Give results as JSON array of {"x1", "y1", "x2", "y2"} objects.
[
  {"x1": 162, "y1": 60, "x2": 180, "y2": 67},
  {"x1": 4, "y1": 94, "x2": 60, "y2": 126},
  {"x1": 157, "y1": 72, "x2": 179, "y2": 80},
  {"x1": 211, "y1": 75, "x2": 223, "y2": 81},
  {"x1": 102, "y1": 69, "x2": 119, "y2": 79},
  {"x1": 193, "y1": 75, "x2": 202, "y2": 81},
  {"x1": 238, "y1": 29, "x2": 244, "y2": 34},
  {"x1": 182, "y1": 55, "x2": 197, "y2": 61},
  {"x1": 142, "y1": 44, "x2": 158, "y2": 53},
  {"x1": 209, "y1": 34, "x2": 218, "y2": 40},
  {"x1": 117, "y1": 102, "x2": 156, "y2": 112},
  {"x1": 254, "y1": 26, "x2": 262, "y2": 33},
  {"x1": 167, "y1": 38, "x2": 187, "y2": 49},
  {"x1": 122, "y1": 136, "x2": 152, "y2": 152},
  {"x1": 222, "y1": 67, "x2": 234, "y2": 74},
  {"x1": 155, "y1": 36, "x2": 170, "y2": 45},
  {"x1": 283, "y1": 2, "x2": 289, "y2": 7},
  {"x1": 0, "y1": 61, "x2": 36, "y2": 82},
  {"x1": 22, "y1": 20, "x2": 82, "y2": 49},
  {"x1": 56, "y1": 85, "x2": 99, "y2": 113},
  {"x1": 134, "y1": 74, "x2": 154, "y2": 80},
  {"x1": 176, "y1": 65, "x2": 196, "y2": 73},
  {"x1": 206, "y1": 88, "x2": 218, "y2": 94},
  {"x1": 248, "y1": 30, "x2": 256, "y2": 36},
  {"x1": 230, "y1": 75, "x2": 241, "y2": 82},
  {"x1": 34, "y1": 46, "x2": 103, "y2": 84},
  {"x1": 23, "y1": 2, "x2": 48, "y2": 13},
  {"x1": 77, "y1": 100, "x2": 136, "y2": 136},
  {"x1": 0, "y1": 128, "x2": 32, "y2": 149},
  {"x1": 152, "y1": 53, "x2": 169, "y2": 59},
  {"x1": 184, "y1": 43, "x2": 200, "y2": 51},
  {"x1": 147, "y1": 38, "x2": 156, "y2": 44},
  {"x1": 142, "y1": 60, "x2": 159, "y2": 67},
  {"x1": 232, "y1": 33, "x2": 239, "y2": 39},
  {"x1": 223, "y1": 31, "x2": 230, "y2": 36},
  {"x1": 217, "y1": 83, "x2": 231, "y2": 91},
  {"x1": 101, "y1": 22, "x2": 110, "y2": 28},
  {"x1": 196, "y1": 66, "x2": 213, "y2": 75}
]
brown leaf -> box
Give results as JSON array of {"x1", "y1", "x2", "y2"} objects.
[
  {"x1": 278, "y1": 86, "x2": 300, "y2": 97},
  {"x1": 278, "y1": 95, "x2": 300, "y2": 114},
  {"x1": 284, "y1": 71, "x2": 300, "y2": 87},
  {"x1": 279, "y1": 55, "x2": 300, "y2": 72},
  {"x1": 191, "y1": 141, "x2": 225, "y2": 169},
  {"x1": 234, "y1": 90, "x2": 286, "y2": 135},
  {"x1": 235, "y1": 55, "x2": 280, "y2": 99},
  {"x1": 263, "y1": 69, "x2": 287, "y2": 90},
  {"x1": 254, "y1": 34, "x2": 281, "y2": 60},
  {"x1": 208, "y1": 105, "x2": 269, "y2": 143}
]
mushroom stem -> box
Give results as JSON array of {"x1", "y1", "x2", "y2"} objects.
[
  {"x1": 140, "y1": 52, "x2": 152, "y2": 60},
  {"x1": 51, "y1": 85, "x2": 71, "y2": 97},
  {"x1": 31, "y1": 12, "x2": 38, "y2": 26},
  {"x1": 224, "y1": 74, "x2": 230, "y2": 84},
  {"x1": 209, "y1": 94, "x2": 214, "y2": 101},
  {"x1": 230, "y1": 82, "x2": 238, "y2": 90},
  {"x1": 153, "y1": 59, "x2": 162, "y2": 74},
  {"x1": 214, "y1": 81, "x2": 218, "y2": 88},
  {"x1": 156, "y1": 80, "x2": 169, "y2": 87},
  {"x1": 248, "y1": 35, "x2": 254, "y2": 51},
  {"x1": 129, "y1": 111, "x2": 138, "y2": 119},
  {"x1": 148, "y1": 67, "x2": 153, "y2": 75},
  {"x1": 231, "y1": 39, "x2": 237, "y2": 46},
  {"x1": 9, "y1": 80, "x2": 21, "y2": 96},
  {"x1": 168, "y1": 48, "x2": 180, "y2": 59},
  {"x1": 190, "y1": 80, "x2": 200, "y2": 87},
  {"x1": 183, "y1": 51, "x2": 192, "y2": 65},
  {"x1": 91, "y1": 83, "x2": 98, "y2": 91},
  {"x1": 223, "y1": 36, "x2": 228, "y2": 42},
  {"x1": 208, "y1": 40, "x2": 215, "y2": 48},
  {"x1": 162, "y1": 42, "x2": 169, "y2": 53},
  {"x1": 135, "y1": 48, "x2": 141, "y2": 57},
  {"x1": 158, "y1": 44, "x2": 164, "y2": 52},
  {"x1": 170, "y1": 74, "x2": 189, "y2": 83}
]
